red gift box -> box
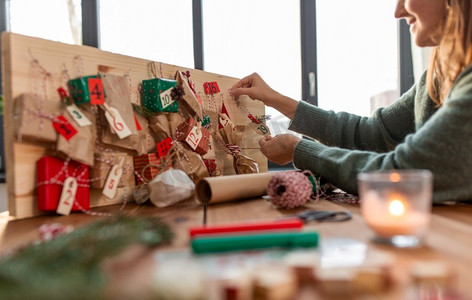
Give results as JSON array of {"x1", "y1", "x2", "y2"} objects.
[
  {"x1": 133, "y1": 153, "x2": 162, "y2": 185},
  {"x1": 36, "y1": 156, "x2": 90, "y2": 212},
  {"x1": 176, "y1": 117, "x2": 210, "y2": 155}
]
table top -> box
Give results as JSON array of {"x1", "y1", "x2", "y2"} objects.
[{"x1": 1, "y1": 197, "x2": 472, "y2": 299}]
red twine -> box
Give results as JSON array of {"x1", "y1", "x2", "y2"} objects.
[
  {"x1": 38, "y1": 223, "x2": 74, "y2": 242},
  {"x1": 267, "y1": 171, "x2": 313, "y2": 209}
]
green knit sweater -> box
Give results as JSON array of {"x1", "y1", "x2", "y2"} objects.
[{"x1": 289, "y1": 65, "x2": 472, "y2": 204}]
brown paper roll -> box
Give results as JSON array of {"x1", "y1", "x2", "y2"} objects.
[{"x1": 196, "y1": 172, "x2": 278, "y2": 204}]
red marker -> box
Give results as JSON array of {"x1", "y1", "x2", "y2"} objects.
[{"x1": 189, "y1": 219, "x2": 304, "y2": 238}]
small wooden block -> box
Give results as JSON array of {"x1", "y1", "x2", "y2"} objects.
[
  {"x1": 315, "y1": 268, "x2": 355, "y2": 297},
  {"x1": 253, "y1": 265, "x2": 298, "y2": 300},
  {"x1": 283, "y1": 251, "x2": 319, "y2": 285},
  {"x1": 410, "y1": 261, "x2": 456, "y2": 289},
  {"x1": 354, "y1": 266, "x2": 392, "y2": 294}
]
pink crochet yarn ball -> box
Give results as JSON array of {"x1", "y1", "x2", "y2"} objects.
[{"x1": 267, "y1": 171, "x2": 313, "y2": 209}]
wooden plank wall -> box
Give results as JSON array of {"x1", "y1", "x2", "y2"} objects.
[{"x1": 1, "y1": 32, "x2": 267, "y2": 219}]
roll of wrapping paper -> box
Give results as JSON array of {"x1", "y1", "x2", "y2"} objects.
[{"x1": 196, "y1": 172, "x2": 278, "y2": 204}]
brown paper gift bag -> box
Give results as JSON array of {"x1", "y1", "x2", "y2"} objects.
[
  {"x1": 56, "y1": 105, "x2": 96, "y2": 166},
  {"x1": 172, "y1": 141, "x2": 209, "y2": 181},
  {"x1": 175, "y1": 70, "x2": 203, "y2": 120},
  {"x1": 149, "y1": 114, "x2": 172, "y2": 141},
  {"x1": 216, "y1": 124, "x2": 259, "y2": 174},
  {"x1": 133, "y1": 111, "x2": 152, "y2": 155},
  {"x1": 14, "y1": 93, "x2": 61, "y2": 143},
  {"x1": 99, "y1": 73, "x2": 141, "y2": 152},
  {"x1": 91, "y1": 152, "x2": 135, "y2": 189}
]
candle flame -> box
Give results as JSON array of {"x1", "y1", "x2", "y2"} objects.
[{"x1": 389, "y1": 199, "x2": 405, "y2": 216}]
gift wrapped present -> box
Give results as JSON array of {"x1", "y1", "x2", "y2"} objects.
[
  {"x1": 175, "y1": 117, "x2": 210, "y2": 155},
  {"x1": 36, "y1": 155, "x2": 90, "y2": 212},
  {"x1": 173, "y1": 141, "x2": 210, "y2": 181},
  {"x1": 67, "y1": 75, "x2": 99, "y2": 105},
  {"x1": 91, "y1": 152, "x2": 135, "y2": 189},
  {"x1": 99, "y1": 73, "x2": 141, "y2": 151},
  {"x1": 141, "y1": 78, "x2": 179, "y2": 113},
  {"x1": 216, "y1": 123, "x2": 259, "y2": 175},
  {"x1": 56, "y1": 107, "x2": 95, "y2": 166},
  {"x1": 133, "y1": 153, "x2": 168, "y2": 185},
  {"x1": 14, "y1": 93, "x2": 62, "y2": 143},
  {"x1": 175, "y1": 70, "x2": 203, "y2": 120}
]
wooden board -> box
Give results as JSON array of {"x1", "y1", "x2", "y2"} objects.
[{"x1": 1, "y1": 32, "x2": 267, "y2": 219}]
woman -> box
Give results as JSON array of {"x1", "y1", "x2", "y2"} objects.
[{"x1": 231, "y1": 0, "x2": 472, "y2": 203}]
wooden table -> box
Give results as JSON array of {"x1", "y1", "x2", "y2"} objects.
[{"x1": 1, "y1": 197, "x2": 471, "y2": 299}]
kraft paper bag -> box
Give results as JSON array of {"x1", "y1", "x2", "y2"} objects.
[
  {"x1": 172, "y1": 141, "x2": 209, "y2": 181},
  {"x1": 149, "y1": 114, "x2": 172, "y2": 140},
  {"x1": 202, "y1": 108, "x2": 219, "y2": 134},
  {"x1": 91, "y1": 152, "x2": 135, "y2": 189},
  {"x1": 99, "y1": 73, "x2": 140, "y2": 151},
  {"x1": 133, "y1": 111, "x2": 152, "y2": 155},
  {"x1": 56, "y1": 105, "x2": 95, "y2": 166},
  {"x1": 175, "y1": 70, "x2": 203, "y2": 120},
  {"x1": 14, "y1": 93, "x2": 61, "y2": 143},
  {"x1": 216, "y1": 123, "x2": 259, "y2": 174}
]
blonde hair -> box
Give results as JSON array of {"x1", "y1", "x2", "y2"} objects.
[{"x1": 427, "y1": 0, "x2": 472, "y2": 105}]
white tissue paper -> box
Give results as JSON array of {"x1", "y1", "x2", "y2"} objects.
[{"x1": 148, "y1": 168, "x2": 195, "y2": 207}]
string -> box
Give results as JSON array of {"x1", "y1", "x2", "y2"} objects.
[
  {"x1": 148, "y1": 61, "x2": 164, "y2": 78},
  {"x1": 266, "y1": 170, "x2": 320, "y2": 209}
]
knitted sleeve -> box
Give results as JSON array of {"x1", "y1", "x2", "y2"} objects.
[
  {"x1": 289, "y1": 81, "x2": 419, "y2": 152},
  {"x1": 292, "y1": 69, "x2": 472, "y2": 204}
]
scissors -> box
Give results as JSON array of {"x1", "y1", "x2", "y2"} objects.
[{"x1": 295, "y1": 209, "x2": 352, "y2": 223}]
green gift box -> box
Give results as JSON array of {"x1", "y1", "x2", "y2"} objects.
[
  {"x1": 141, "y1": 78, "x2": 179, "y2": 113},
  {"x1": 67, "y1": 75, "x2": 98, "y2": 105}
]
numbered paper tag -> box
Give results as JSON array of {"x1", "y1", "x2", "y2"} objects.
[
  {"x1": 160, "y1": 88, "x2": 175, "y2": 109},
  {"x1": 203, "y1": 82, "x2": 220, "y2": 95},
  {"x1": 157, "y1": 137, "x2": 174, "y2": 157},
  {"x1": 53, "y1": 115, "x2": 78, "y2": 140},
  {"x1": 57, "y1": 177, "x2": 78, "y2": 216},
  {"x1": 219, "y1": 113, "x2": 233, "y2": 128},
  {"x1": 185, "y1": 126, "x2": 203, "y2": 151},
  {"x1": 102, "y1": 159, "x2": 123, "y2": 199},
  {"x1": 66, "y1": 104, "x2": 92, "y2": 127},
  {"x1": 104, "y1": 106, "x2": 132, "y2": 139},
  {"x1": 250, "y1": 122, "x2": 271, "y2": 136},
  {"x1": 88, "y1": 77, "x2": 105, "y2": 105}
]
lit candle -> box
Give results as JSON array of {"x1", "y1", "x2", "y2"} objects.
[
  {"x1": 361, "y1": 191, "x2": 430, "y2": 237},
  {"x1": 358, "y1": 170, "x2": 433, "y2": 247}
]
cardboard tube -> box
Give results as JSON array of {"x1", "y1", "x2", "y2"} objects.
[{"x1": 196, "y1": 172, "x2": 278, "y2": 204}]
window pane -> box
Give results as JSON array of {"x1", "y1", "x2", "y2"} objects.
[
  {"x1": 8, "y1": 0, "x2": 82, "y2": 45},
  {"x1": 100, "y1": 0, "x2": 194, "y2": 67},
  {"x1": 202, "y1": 0, "x2": 301, "y2": 132},
  {"x1": 316, "y1": 0, "x2": 398, "y2": 116}
]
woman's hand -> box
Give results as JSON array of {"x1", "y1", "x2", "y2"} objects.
[
  {"x1": 231, "y1": 73, "x2": 298, "y2": 119},
  {"x1": 259, "y1": 134, "x2": 301, "y2": 165}
]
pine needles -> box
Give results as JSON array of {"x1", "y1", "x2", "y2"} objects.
[{"x1": 0, "y1": 214, "x2": 174, "y2": 300}]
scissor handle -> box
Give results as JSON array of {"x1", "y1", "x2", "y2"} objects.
[{"x1": 297, "y1": 210, "x2": 352, "y2": 223}]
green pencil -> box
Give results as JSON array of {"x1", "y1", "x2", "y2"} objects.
[{"x1": 191, "y1": 231, "x2": 319, "y2": 254}]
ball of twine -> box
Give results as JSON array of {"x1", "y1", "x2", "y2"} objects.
[{"x1": 267, "y1": 171, "x2": 314, "y2": 209}]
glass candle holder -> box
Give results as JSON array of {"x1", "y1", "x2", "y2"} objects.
[{"x1": 358, "y1": 170, "x2": 433, "y2": 248}]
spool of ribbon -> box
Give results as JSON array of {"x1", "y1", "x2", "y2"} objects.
[{"x1": 267, "y1": 171, "x2": 316, "y2": 209}]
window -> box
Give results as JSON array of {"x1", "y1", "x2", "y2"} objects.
[
  {"x1": 100, "y1": 0, "x2": 194, "y2": 67},
  {"x1": 316, "y1": 0, "x2": 399, "y2": 116},
  {"x1": 202, "y1": 0, "x2": 301, "y2": 136},
  {"x1": 8, "y1": 0, "x2": 82, "y2": 45}
]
